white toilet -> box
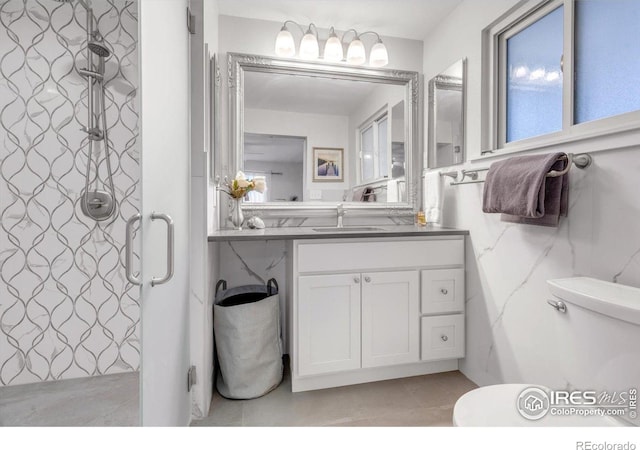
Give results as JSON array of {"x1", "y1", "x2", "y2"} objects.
[{"x1": 453, "y1": 277, "x2": 640, "y2": 427}]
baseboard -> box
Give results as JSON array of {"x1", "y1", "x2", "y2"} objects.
[{"x1": 291, "y1": 359, "x2": 459, "y2": 392}]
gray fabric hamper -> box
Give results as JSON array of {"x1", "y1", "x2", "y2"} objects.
[{"x1": 213, "y1": 279, "x2": 283, "y2": 399}]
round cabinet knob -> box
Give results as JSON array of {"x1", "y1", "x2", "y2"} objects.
[
  {"x1": 440, "y1": 288, "x2": 448, "y2": 295},
  {"x1": 364, "y1": 276, "x2": 371, "y2": 283},
  {"x1": 441, "y1": 335, "x2": 449, "y2": 342},
  {"x1": 354, "y1": 277, "x2": 360, "y2": 284}
]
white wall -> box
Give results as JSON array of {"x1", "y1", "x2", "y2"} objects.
[
  {"x1": 244, "y1": 160, "x2": 304, "y2": 202},
  {"x1": 423, "y1": 0, "x2": 640, "y2": 388},
  {"x1": 245, "y1": 108, "x2": 349, "y2": 201}
]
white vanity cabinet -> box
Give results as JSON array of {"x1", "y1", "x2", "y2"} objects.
[{"x1": 289, "y1": 236, "x2": 466, "y2": 392}]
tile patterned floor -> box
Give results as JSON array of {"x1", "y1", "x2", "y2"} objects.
[
  {"x1": 0, "y1": 372, "x2": 139, "y2": 426},
  {"x1": 0, "y1": 367, "x2": 476, "y2": 427},
  {"x1": 192, "y1": 368, "x2": 477, "y2": 427}
]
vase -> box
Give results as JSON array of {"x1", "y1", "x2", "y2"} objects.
[{"x1": 231, "y1": 198, "x2": 244, "y2": 230}]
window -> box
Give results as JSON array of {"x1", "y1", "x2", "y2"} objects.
[
  {"x1": 505, "y1": 5, "x2": 563, "y2": 143},
  {"x1": 485, "y1": 0, "x2": 640, "y2": 153},
  {"x1": 574, "y1": 0, "x2": 640, "y2": 124},
  {"x1": 359, "y1": 111, "x2": 389, "y2": 183},
  {"x1": 244, "y1": 171, "x2": 270, "y2": 203}
]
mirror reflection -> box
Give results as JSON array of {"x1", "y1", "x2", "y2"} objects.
[
  {"x1": 243, "y1": 71, "x2": 407, "y2": 203},
  {"x1": 429, "y1": 59, "x2": 466, "y2": 168},
  {"x1": 244, "y1": 133, "x2": 304, "y2": 202}
]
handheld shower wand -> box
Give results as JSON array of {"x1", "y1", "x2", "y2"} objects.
[{"x1": 53, "y1": 0, "x2": 116, "y2": 221}]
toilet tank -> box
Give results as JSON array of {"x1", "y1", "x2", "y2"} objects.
[{"x1": 547, "y1": 277, "x2": 640, "y2": 426}]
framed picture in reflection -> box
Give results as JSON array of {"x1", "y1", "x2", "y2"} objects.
[{"x1": 312, "y1": 147, "x2": 343, "y2": 182}]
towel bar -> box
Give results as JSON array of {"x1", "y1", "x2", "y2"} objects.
[{"x1": 442, "y1": 153, "x2": 592, "y2": 186}]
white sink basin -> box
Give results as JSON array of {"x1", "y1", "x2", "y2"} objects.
[{"x1": 312, "y1": 226, "x2": 385, "y2": 232}]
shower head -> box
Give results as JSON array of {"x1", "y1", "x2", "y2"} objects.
[{"x1": 88, "y1": 40, "x2": 110, "y2": 58}]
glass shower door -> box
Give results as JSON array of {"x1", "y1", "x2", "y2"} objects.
[{"x1": 137, "y1": 0, "x2": 192, "y2": 426}]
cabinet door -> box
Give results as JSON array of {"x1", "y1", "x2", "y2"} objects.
[
  {"x1": 361, "y1": 271, "x2": 420, "y2": 368},
  {"x1": 298, "y1": 273, "x2": 361, "y2": 376}
]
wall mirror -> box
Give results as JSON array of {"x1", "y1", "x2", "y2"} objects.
[
  {"x1": 428, "y1": 58, "x2": 466, "y2": 168},
  {"x1": 228, "y1": 53, "x2": 420, "y2": 216}
]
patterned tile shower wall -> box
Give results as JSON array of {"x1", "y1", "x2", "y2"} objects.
[{"x1": 0, "y1": 0, "x2": 139, "y2": 386}]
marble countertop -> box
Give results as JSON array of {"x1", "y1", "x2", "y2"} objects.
[{"x1": 208, "y1": 224, "x2": 469, "y2": 242}]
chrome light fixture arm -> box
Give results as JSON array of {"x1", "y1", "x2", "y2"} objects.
[
  {"x1": 340, "y1": 28, "x2": 360, "y2": 45},
  {"x1": 282, "y1": 20, "x2": 306, "y2": 36},
  {"x1": 358, "y1": 30, "x2": 382, "y2": 42}
]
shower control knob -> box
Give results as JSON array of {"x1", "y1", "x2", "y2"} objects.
[
  {"x1": 440, "y1": 288, "x2": 448, "y2": 295},
  {"x1": 441, "y1": 335, "x2": 448, "y2": 342}
]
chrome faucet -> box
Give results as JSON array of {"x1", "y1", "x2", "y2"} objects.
[{"x1": 336, "y1": 203, "x2": 345, "y2": 228}]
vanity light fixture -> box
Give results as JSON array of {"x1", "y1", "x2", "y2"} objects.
[
  {"x1": 369, "y1": 38, "x2": 390, "y2": 68},
  {"x1": 323, "y1": 27, "x2": 343, "y2": 62},
  {"x1": 299, "y1": 24, "x2": 319, "y2": 59},
  {"x1": 274, "y1": 21, "x2": 389, "y2": 67},
  {"x1": 274, "y1": 24, "x2": 296, "y2": 57},
  {"x1": 346, "y1": 39, "x2": 366, "y2": 64},
  {"x1": 343, "y1": 29, "x2": 366, "y2": 65}
]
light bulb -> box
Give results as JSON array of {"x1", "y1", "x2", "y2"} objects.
[
  {"x1": 346, "y1": 38, "x2": 366, "y2": 65},
  {"x1": 369, "y1": 40, "x2": 388, "y2": 67},
  {"x1": 275, "y1": 27, "x2": 295, "y2": 57},
  {"x1": 299, "y1": 31, "x2": 319, "y2": 59},
  {"x1": 323, "y1": 31, "x2": 343, "y2": 62}
]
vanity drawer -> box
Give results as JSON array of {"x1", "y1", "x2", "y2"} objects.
[
  {"x1": 296, "y1": 238, "x2": 464, "y2": 273},
  {"x1": 421, "y1": 314, "x2": 465, "y2": 361},
  {"x1": 421, "y1": 268, "x2": 464, "y2": 314}
]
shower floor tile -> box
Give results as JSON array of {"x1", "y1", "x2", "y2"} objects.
[{"x1": 0, "y1": 372, "x2": 139, "y2": 426}]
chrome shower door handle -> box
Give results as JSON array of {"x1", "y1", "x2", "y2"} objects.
[
  {"x1": 125, "y1": 213, "x2": 142, "y2": 286},
  {"x1": 151, "y1": 212, "x2": 174, "y2": 287}
]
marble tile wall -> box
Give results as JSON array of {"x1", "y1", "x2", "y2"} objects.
[
  {"x1": 218, "y1": 239, "x2": 290, "y2": 350},
  {"x1": 452, "y1": 147, "x2": 640, "y2": 388},
  {"x1": 0, "y1": 0, "x2": 139, "y2": 386}
]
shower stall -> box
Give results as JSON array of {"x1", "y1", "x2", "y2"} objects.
[{"x1": 0, "y1": 0, "x2": 140, "y2": 425}]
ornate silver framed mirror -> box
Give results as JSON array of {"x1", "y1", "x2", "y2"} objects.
[{"x1": 227, "y1": 53, "x2": 420, "y2": 218}]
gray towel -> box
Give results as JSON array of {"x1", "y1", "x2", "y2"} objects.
[
  {"x1": 351, "y1": 187, "x2": 366, "y2": 201},
  {"x1": 482, "y1": 152, "x2": 569, "y2": 227},
  {"x1": 362, "y1": 187, "x2": 376, "y2": 202}
]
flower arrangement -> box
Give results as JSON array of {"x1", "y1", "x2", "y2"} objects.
[{"x1": 221, "y1": 171, "x2": 266, "y2": 199}]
